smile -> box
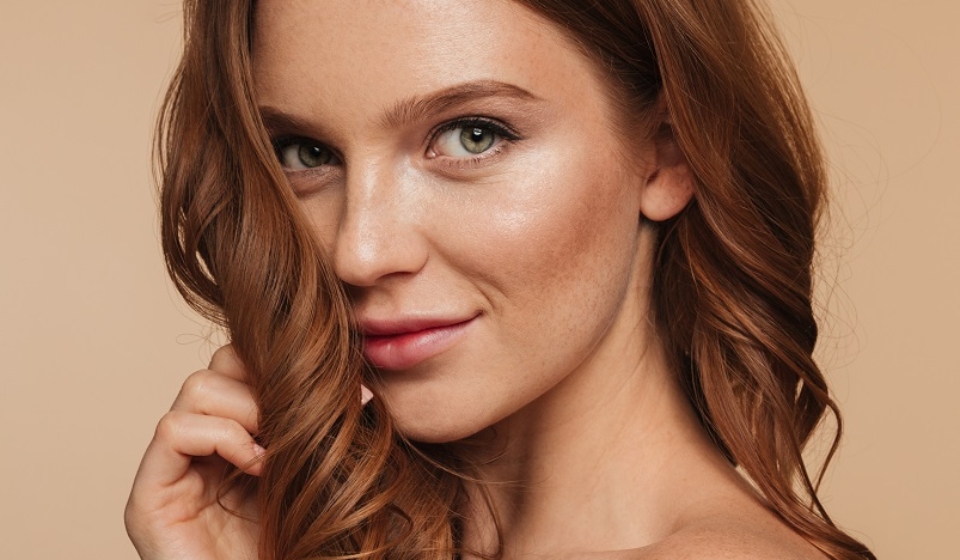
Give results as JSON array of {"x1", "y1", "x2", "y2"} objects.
[{"x1": 360, "y1": 315, "x2": 478, "y2": 370}]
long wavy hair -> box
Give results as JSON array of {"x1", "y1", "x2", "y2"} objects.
[{"x1": 157, "y1": 0, "x2": 875, "y2": 558}]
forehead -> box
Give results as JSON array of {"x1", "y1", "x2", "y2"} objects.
[{"x1": 251, "y1": 0, "x2": 605, "y2": 124}]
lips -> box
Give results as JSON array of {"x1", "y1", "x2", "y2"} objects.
[{"x1": 360, "y1": 315, "x2": 478, "y2": 370}]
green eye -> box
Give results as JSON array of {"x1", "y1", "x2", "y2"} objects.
[
  {"x1": 459, "y1": 127, "x2": 496, "y2": 154},
  {"x1": 276, "y1": 138, "x2": 338, "y2": 170},
  {"x1": 296, "y1": 143, "x2": 335, "y2": 167},
  {"x1": 431, "y1": 118, "x2": 517, "y2": 160}
]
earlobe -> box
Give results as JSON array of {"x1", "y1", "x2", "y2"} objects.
[{"x1": 638, "y1": 123, "x2": 695, "y2": 222}]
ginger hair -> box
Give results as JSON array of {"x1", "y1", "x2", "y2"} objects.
[{"x1": 157, "y1": 0, "x2": 874, "y2": 558}]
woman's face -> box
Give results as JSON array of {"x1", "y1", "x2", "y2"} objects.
[{"x1": 253, "y1": 0, "x2": 671, "y2": 442}]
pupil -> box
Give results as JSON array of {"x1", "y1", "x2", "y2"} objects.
[
  {"x1": 299, "y1": 144, "x2": 327, "y2": 167},
  {"x1": 460, "y1": 127, "x2": 494, "y2": 154}
]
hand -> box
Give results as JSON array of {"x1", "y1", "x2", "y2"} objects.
[{"x1": 125, "y1": 345, "x2": 262, "y2": 560}]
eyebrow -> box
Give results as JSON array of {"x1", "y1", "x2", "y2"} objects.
[
  {"x1": 377, "y1": 80, "x2": 542, "y2": 128},
  {"x1": 259, "y1": 108, "x2": 319, "y2": 138},
  {"x1": 258, "y1": 80, "x2": 542, "y2": 136}
]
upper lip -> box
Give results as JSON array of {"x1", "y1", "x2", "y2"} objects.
[{"x1": 358, "y1": 314, "x2": 479, "y2": 337}]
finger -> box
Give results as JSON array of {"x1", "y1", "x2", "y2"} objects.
[
  {"x1": 361, "y1": 384, "x2": 374, "y2": 406},
  {"x1": 137, "y1": 411, "x2": 265, "y2": 488},
  {"x1": 172, "y1": 369, "x2": 259, "y2": 434},
  {"x1": 208, "y1": 344, "x2": 248, "y2": 383}
]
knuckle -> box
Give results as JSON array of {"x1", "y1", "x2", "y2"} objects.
[
  {"x1": 155, "y1": 410, "x2": 187, "y2": 440},
  {"x1": 210, "y1": 344, "x2": 250, "y2": 381},
  {"x1": 180, "y1": 369, "x2": 217, "y2": 399},
  {"x1": 210, "y1": 344, "x2": 234, "y2": 365}
]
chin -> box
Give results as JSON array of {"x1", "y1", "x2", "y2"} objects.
[
  {"x1": 379, "y1": 390, "x2": 500, "y2": 444},
  {"x1": 389, "y1": 409, "x2": 488, "y2": 444}
]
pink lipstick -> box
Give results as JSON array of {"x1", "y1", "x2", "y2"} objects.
[{"x1": 360, "y1": 315, "x2": 477, "y2": 370}]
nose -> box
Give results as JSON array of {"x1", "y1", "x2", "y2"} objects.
[{"x1": 331, "y1": 163, "x2": 428, "y2": 287}]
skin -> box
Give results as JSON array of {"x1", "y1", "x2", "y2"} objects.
[{"x1": 126, "y1": 1, "x2": 828, "y2": 558}]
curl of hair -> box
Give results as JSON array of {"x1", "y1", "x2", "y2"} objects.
[{"x1": 158, "y1": 0, "x2": 874, "y2": 559}]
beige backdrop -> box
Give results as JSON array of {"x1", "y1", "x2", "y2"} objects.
[{"x1": 1, "y1": 1, "x2": 957, "y2": 558}]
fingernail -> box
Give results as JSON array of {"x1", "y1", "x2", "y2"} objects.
[
  {"x1": 360, "y1": 384, "x2": 374, "y2": 406},
  {"x1": 253, "y1": 443, "x2": 267, "y2": 457}
]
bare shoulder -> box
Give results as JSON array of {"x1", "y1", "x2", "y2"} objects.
[
  {"x1": 560, "y1": 519, "x2": 827, "y2": 560},
  {"x1": 631, "y1": 516, "x2": 827, "y2": 560}
]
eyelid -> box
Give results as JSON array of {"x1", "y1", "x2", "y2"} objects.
[
  {"x1": 269, "y1": 115, "x2": 521, "y2": 173},
  {"x1": 271, "y1": 134, "x2": 342, "y2": 169},
  {"x1": 427, "y1": 116, "x2": 521, "y2": 156}
]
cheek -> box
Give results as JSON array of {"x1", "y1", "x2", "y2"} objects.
[
  {"x1": 362, "y1": 144, "x2": 643, "y2": 441},
  {"x1": 455, "y1": 149, "x2": 642, "y2": 350}
]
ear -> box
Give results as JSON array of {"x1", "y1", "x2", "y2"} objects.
[{"x1": 638, "y1": 120, "x2": 694, "y2": 222}]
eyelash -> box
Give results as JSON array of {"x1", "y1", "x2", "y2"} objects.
[
  {"x1": 426, "y1": 116, "x2": 521, "y2": 166},
  {"x1": 270, "y1": 115, "x2": 521, "y2": 173},
  {"x1": 271, "y1": 136, "x2": 341, "y2": 172}
]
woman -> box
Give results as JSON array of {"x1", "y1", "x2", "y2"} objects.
[{"x1": 125, "y1": 0, "x2": 875, "y2": 559}]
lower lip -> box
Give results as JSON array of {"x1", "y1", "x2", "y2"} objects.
[{"x1": 362, "y1": 318, "x2": 476, "y2": 371}]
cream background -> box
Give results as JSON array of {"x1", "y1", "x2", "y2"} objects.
[{"x1": 0, "y1": 1, "x2": 956, "y2": 558}]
